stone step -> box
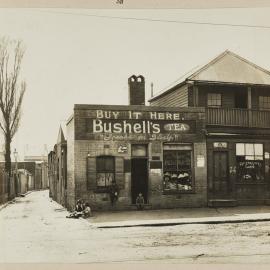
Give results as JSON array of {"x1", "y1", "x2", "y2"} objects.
[{"x1": 208, "y1": 199, "x2": 238, "y2": 207}]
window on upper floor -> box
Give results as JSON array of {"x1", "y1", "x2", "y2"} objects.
[
  {"x1": 259, "y1": 96, "x2": 270, "y2": 110},
  {"x1": 207, "y1": 93, "x2": 222, "y2": 107}
]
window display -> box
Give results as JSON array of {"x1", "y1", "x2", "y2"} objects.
[
  {"x1": 163, "y1": 148, "x2": 193, "y2": 193},
  {"x1": 236, "y1": 143, "x2": 264, "y2": 181}
]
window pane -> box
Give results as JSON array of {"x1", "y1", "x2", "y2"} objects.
[
  {"x1": 132, "y1": 145, "x2": 147, "y2": 157},
  {"x1": 105, "y1": 157, "x2": 114, "y2": 171},
  {"x1": 97, "y1": 156, "x2": 114, "y2": 172},
  {"x1": 254, "y1": 144, "x2": 263, "y2": 155},
  {"x1": 207, "y1": 93, "x2": 221, "y2": 107},
  {"x1": 163, "y1": 150, "x2": 192, "y2": 192},
  {"x1": 236, "y1": 143, "x2": 245, "y2": 156},
  {"x1": 259, "y1": 96, "x2": 270, "y2": 109},
  {"x1": 164, "y1": 151, "x2": 177, "y2": 171},
  {"x1": 96, "y1": 157, "x2": 105, "y2": 171},
  {"x1": 245, "y1": 144, "x2": 254, "y2": 156},
  {"x1": 96, "y1": 173, "x2": 106, "y2": 186}
]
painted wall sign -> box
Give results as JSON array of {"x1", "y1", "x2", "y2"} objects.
[
  {"x1": 117, "y1": 144, "x2": 128, "y2": 153},
  {"x1": 213, "y1": 142, "x2": 228, "y2": 148},
  {"x1": 76, "y1": 108, "x2": 204, "y2": 141},
  {"x1": 90, "y1": 119, "x2": 194, "y2": 134},
  {"x1": 87, "y1": 109, "x2": 196, "y2": 135},
  {"x1": 163, "y1": 123, "x2": 190, "y2": 132}
]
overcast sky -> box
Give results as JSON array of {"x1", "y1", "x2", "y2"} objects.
[{"x1": 0, "y1": 7, "x2": 270, "y2": 160}]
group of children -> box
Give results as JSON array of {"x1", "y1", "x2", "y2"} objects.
[
  {"x1": 66, "y1": 199, "x2": 92, "y2": 219},
  {"x1": 66, "y1": 189, "x2": 145, "y2": 219}
]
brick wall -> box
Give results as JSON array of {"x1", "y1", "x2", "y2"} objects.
[
  {"x1": 66, "y1": 117, "x2": 75, "y2": 210},
  {"x1": 71, "y1": 105, "x2": 207, "y2": 210}
]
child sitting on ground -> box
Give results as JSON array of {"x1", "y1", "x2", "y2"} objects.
[{"x1": 66, "y1": 199, "x2": 85, "y2": 219}]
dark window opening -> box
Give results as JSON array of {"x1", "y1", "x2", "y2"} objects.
[
  {"x1": 259, "y1": 96, "x2": 270, "y2": 110},
  {"x1": 207, "y1": 93, "x2": 222, "y2": 107}
]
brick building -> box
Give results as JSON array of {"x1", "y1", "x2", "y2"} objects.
[
  {"x1": 49, "y1": 75, "x2": 208, "y2": 211},
  {"x1": 48, "y1": 127, "x2": 67, "y2": 206}
]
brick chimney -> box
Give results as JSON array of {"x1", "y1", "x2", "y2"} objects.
[{"x1": 128, "y1": 75, "x2": 145, "y2": 105}]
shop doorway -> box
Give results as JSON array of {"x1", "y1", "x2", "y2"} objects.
[
  {"x1": 131, "y1": 158, "x2": 148, "y2": 204},
  {"x1": 213, "y1": 151, "x2": 230, "y2": 199}
]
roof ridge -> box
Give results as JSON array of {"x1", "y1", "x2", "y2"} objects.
[
  {"x1": 188, "y1": 50, "x2": 230, "y2": 80},
  {"x1": 226, "y1": 50, "x2": 270, "y2": 76}
]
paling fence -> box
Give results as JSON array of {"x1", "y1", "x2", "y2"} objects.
[{"x1": 0, "y1": 171, "x2": 16, "y2": 204}]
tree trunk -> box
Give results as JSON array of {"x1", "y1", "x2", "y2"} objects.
[{"x1": 4, "y1": 133, "x2": 12, "y2": 199}]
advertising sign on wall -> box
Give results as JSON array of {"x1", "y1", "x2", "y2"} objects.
[{"x1": 86, "y1": 110, "x2": 196, "y2": 140}]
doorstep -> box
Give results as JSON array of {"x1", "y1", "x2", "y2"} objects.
[{"x1": 208, "y1": 199, "x2": 238, "y2": 207}]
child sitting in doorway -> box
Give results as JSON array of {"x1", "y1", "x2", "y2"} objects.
[{"x1": 135, "y1": 193, "x2": 145, "y2": 210}]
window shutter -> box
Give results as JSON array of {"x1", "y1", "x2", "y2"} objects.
[
  {"x1": 115, "y1": 157, "x2": 125, "y2": 189},
  {"x1": 87, "y1": 157, "x2": 96, "y2": 190}
]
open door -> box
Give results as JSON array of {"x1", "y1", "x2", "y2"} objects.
[{"x1": 131, "y1": 158, "x2": 148, "y2": 204}]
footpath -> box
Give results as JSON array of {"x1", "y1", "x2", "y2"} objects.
[
  {"x1": 2, "y1": 191, "x2": 270, "y2": 229},
  {"x1": 89, "y1": 205, "x2": 270, "y2": 228}
]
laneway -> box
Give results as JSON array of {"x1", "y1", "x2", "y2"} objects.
[{"x1": 2, "y1": 190, "x2": 270, "y2": 263}]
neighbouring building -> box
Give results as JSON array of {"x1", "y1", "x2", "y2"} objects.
[
  {"x1": 149, "y1": 50, "x2": 270, "y2": 206},
  {"x1": 24, "y1": 156, "x2": 49, "y2": 189},
  {"x1": 48, "y1": 127, "x2": 67, "y2": 206}
]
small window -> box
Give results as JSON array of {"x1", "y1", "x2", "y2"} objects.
[
  {"x1": 259, "y1": 96, "x2": 270, "y2": 110},
  {"x1": 96, "y1": 156, "x2": 115, "y2": 188},
  {"x1": 131, "y1": 144, "x2": 147, "y2": 157},
  {"x1": 207, "y1": 93, "x2": 222, "y2": 107}
]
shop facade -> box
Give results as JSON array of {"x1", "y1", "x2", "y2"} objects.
[
  {"x1": 149, "y1": 50, "x2": 270, "y2": 206},
  {"x1": 65, "y1": 105, "x2": 207, "y2": 210}
]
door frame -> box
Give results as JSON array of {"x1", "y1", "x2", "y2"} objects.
[
  {"x1": 212, "y1": 149, "x2": 230, "y2": 199},
  {"x1": 131, "y1": 157, "x2": 149, "y2": 204},
  {"x1": 130, "y1": 143, "x2": 149, "y2": 204}
]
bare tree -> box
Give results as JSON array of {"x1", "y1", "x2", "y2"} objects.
[{"x1": 0, "y1": 37, "x2": 26, "y2": 197}]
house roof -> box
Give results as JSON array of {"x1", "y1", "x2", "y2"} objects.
[
  {"x1": 57, "y1": 126, "x2": 66, "y2": 144},
  {"x1": 149, "y1": 50, "x2": 270, "y2": 102}
]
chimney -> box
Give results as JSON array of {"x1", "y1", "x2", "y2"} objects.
[{"x1": 128, "y1": 75, "x2": 145, "y2": 105}]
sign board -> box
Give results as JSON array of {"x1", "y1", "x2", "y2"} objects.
[
  {"x1": 87, "y1": 110, "x2": 196, "y2": 136},
  {"x1": 196, "y1": 155, "x2": 205, "y2": 167},
  {"x1": 117, "y1": 144, "x2": 128, "y2": 153},
  {"x1": 213, "y1": 142, "x2": 228, "y2": 148}
]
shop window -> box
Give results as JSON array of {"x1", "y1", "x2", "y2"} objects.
[
  {"x1": 163, "y1": 144, "x2": 193, "y2": 193},
  {"x1": 96, "y1": 156, "x2": 115, "y2": 188},
  {"x1": 207, "y1": 93, "x2": 222, "y2": 107},
  {"x1": 236, "y1": 143, "x2": 264, "y2": 181},
  {"x1": 259, "y1": 96, "x2": 270, "y2": 110}
]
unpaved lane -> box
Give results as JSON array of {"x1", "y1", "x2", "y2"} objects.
[{"x1": 1, "y1": 190, "x2": 270, "y2": 263}]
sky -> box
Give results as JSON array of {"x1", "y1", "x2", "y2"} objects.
[{"x1": 0, "y1": 7, "x2": 270, "y2": 160}]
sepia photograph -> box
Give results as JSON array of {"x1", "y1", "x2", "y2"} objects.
[{"x1": 1, "y1": 0, "x2": 270, "y2": 266}]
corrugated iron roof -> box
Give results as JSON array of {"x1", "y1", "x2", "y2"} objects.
[
  {"x1": 188, "y1": 50, "x2": 270, "y2": 84},
  {"x1": 149, "y1": 50, "x2": 270, "y2": 102}
]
